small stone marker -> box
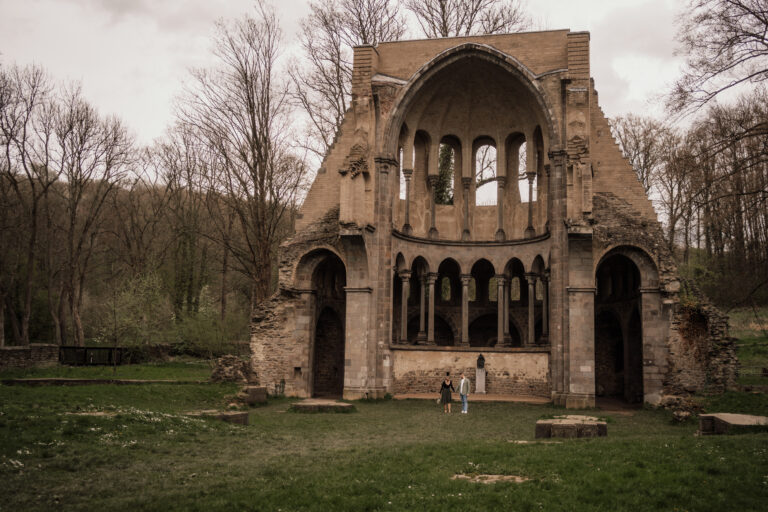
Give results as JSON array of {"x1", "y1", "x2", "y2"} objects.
[
  {"x1": 244, "y1": 386, "x2": 268, "y2": 405},
  {"x1": 535, "y1": 415, "x2": 607, "y2": 439},
  {"x1": 289, "y1": 398, "x2": 356, "y2": 413},
  {"x1": 186, "y1": 410, "x2": 249, "y2": 425},
  {"x1": 698, "y1": 413, "x2": 768, "y2": 435}
]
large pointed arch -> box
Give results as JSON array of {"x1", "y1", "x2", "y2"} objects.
[{"x1": 378, "y1": 43, "x2": 560, "y2": 159}]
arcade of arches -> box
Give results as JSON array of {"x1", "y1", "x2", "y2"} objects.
[{"x1": 392, "y1": 256, "x2": 547, "y2": 348}]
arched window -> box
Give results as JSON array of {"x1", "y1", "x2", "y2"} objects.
[
  {"x1": 436, "y1": 142, "x2": 455, "y2": 205},
  {"x1": 509, "y1": 277, "x2": 521, "y2": 301},
  {"x1": 518, "y1": 141, "x2": 538, "y2": 203},
  {"x1": 398, "y1": 147, "x2": 406, "y2": 200},
  {"x1": 441, "y1": 277, "x2": 451, "y2": 301},
  {"x1": 489, "y1": 277, "x2": 498, "y2": 302},
  {"x1": 475, "y1": 143, "x2": 497, "y2": 206}
]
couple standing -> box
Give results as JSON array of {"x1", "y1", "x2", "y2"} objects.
[{"x1": 439, "y1": 372, "x2": 471, "y2": 414}]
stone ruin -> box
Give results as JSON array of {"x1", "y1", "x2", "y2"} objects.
[{"x1": 250, "y1": 30, "x2": 738, "y2": 408}]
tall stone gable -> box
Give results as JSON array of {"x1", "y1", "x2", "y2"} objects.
[{"x1": 251, "y1": 30, "x2": 737, "y2": 406}]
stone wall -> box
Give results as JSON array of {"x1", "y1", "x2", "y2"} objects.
[
  {"x1": 592, "y1": 192, "x2": 738, "y2": 398},
  {"x1": 0, "y1": 344, "x2": 59, "y2": 370},
  {"x1": 666, "y1": 283, "x2": 738, "y2": 394},
  {"x1": 391, "y1": 348, "x2": 549, "y2": 396}
]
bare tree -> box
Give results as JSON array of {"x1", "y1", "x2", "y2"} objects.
[
  {"x1": 0, "y1": 64, "x2": 58, "y2": 345},
  {"x1": 50, "y1": 86, "x2": 132, "y2": 345},
  {"x1": 670, "y1": 0, "x2": 768, "y2": 117},
  {"x1": 179, "y1": 3, "x2": 306, "y2": 307},
  {"x1": 404, "y1": 0, "x2": 530, "y2": 38},
  {"x1": 291, "y1": 0, "x2": 406, "y2": 158},
  {"x1": 610, "y1": 114, "x2": 671, "y2": 193}
]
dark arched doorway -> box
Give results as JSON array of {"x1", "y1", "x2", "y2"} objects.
[
  {"x1": 595, "y1": 253, "x2": 643, "y2": 403},
  {"x1": 311, "y1": 254, "x2": 346, "y2": 397},
  {"x1": 313, "y1": 307, "x2": 344, "y2": 397}
]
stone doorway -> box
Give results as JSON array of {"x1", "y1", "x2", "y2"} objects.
[
  {"x1": 594, "y1": 254, "x2": 644, "y2": 403},
  {"x1": 312, "y1": 307, "x2": 344, "y2": 397},
  {"x1": 310, "y1": 253, "x2": 346, "y2": 398}
]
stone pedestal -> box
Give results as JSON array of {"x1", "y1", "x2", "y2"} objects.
[
  {"x1": 475, "y1": 368, "x2": 486, "y2": 394},
  {"x1": 244, "y1": 386, "x2": 268, "y2": 405},
  {"x1": 699, "y1": 413, "x2": 768, "y2": 435},
  {"x1": 535, "y1": 415, "x2": 607, "y2": 438}
]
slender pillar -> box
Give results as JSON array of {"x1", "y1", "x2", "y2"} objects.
[
  {"x1": 495, "y1": 176, "x2": 506, "y2": 241},
  {"x1": 416, "y1": 274, "x2": 427, "y2": 343},
  {"x1": 428, "y1": 175, "x2": 439, "y2": 239},
  {"x1": 402, "y1": 169, "x2": 413, "y2": 235},
  {"x1": 525, "y1": 171, "x2": 536, "y2": 238},
  {"x1": 525, "y1": 272, "x2": 536, "y2": 346},
  {"x1": 460, "y1": 274, "x2": 471, "y2": 346},
  {"x1": 496, "y1": 275, "x2": 506, "y2": 346},
  {"x1": 399, "y1": 270, "x2": 411, "y2": 343},
  {"x1": 541, "y1": 271, "x2": 550, "y2": 342},
  {"x1": 427, "y1": 272, "x2": 437, "y2": 344},
  {"x1": 461, "y1": 177, "x2": 471, "y2": 241},
  {"x1": 502, "y1": 274, "x2": 511, "y2": 345}
]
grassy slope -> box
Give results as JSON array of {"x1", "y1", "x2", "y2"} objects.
[{"x1": 1, "y1": 385, "x2": 767, "y2": 512}]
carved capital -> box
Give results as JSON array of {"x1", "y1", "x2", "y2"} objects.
[
  {"x1": 402, "y1": 168, "x2": 413, "y2": 179},
  {"x1": 426, "y1": 272, "x2": 439, "y2": 285},
  {"x1": 398, "y1": 270, "x2": 412, "y2": 281},
  {"x1": 461, "y1": 177, "x2": 472, "y2": 188},
  {"x1": 427, "y1": 174, "x2": 439, "y2": 187},
  {"x1": 460, "y1": 274, "x2": 472, "y2": 286},
  {"x1": 496, "y1": 175, "x2": 507, "y2": 187}
]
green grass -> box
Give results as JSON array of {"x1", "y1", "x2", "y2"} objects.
[
  {"x1": 1, "y1": 383, "x2": 767, "y2": 511},
  {"x1": 728, "y1": 307, "x2": 768, "y2": 386},
  {"x1": 0, "y1": 359, "x2": 213, "y2": 381}
]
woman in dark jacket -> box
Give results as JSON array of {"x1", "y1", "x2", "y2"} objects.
[{"x1": 439, "y1": 372, "x2": 455, "y2": 413}]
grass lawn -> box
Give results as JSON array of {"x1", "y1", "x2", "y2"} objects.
[
  {"x1": 1, "y1": 382, "x2": 768, "y2": 511},
  {"x1": 728, "y1": 307, "x2": 768, "y2": 386},
  {"x1": 0, "y1": 359, "x2": 214, "y2": 381}
]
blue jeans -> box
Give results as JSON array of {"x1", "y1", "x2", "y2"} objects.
[{"x1": 461, "y1": 394, "x2": 468, "y2": 412}]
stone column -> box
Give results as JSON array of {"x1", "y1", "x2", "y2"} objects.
[
  {"x1": 548, "y1": 148, "x2": 568, "y2": 404},
  {"x1": 525, "y1": 171, "x2": 536, "y2": 238},
  {"x1": 460, "y1": 274, "x2": 471, "y2": 346},
  {"x1": 461, "y1": 177, "x2": 472, "y2": 241},
  {"x1": 496, "y1": 275, "x2": 506, "y2": 346},
  {"x1": 428, "y1": 175, "x2": 439, "y2": 239},
  {"x1": 525, "y1": 272, "x2": 536, "y2": 346},
  {"x1": 495, "y1": 176, "x2": 506, "y2": 241},
  {"x1": 501, "y1": 274, "x2": 511, "y2": 346},
  {"x1": 541, "y1": 271, "x2": 550, "y2": 342},
  {"x1": 402, "y1": 169, "x2": 413, "y2": 235},
  {"x1": 427, "y1": 272, "x2": 438, "y2": 345},
  {"x1": 416, "y1": 274, "x2": 427, "y2": 343},
  {"x1": 399, "y1": 270, "x2": 411, "y2": 343}
]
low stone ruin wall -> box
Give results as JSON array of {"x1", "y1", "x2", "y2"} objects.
[
  {"x1": 0, "y1": 344, "x2": 59, "y2": 370},
  {"x1": 391, "y1": 348, "x2": 550, "y2": 396},
  {"x1": 666, "y1": 286, "x2": 738, "y2": 394}
]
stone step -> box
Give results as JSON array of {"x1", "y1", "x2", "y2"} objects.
[
  {"x1": 535, "y1": 415, "x2": 608, "y2": 438},
  {"x1": 289, "y1": 399, "x2": 357, "y2": 413},
  {"x1": 699, "y1": 413, "x2": 768, "y2": 435}
]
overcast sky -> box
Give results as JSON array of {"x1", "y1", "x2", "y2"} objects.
[{"x1": 0, "y1": 0, "x2": 684, "y2": 146}]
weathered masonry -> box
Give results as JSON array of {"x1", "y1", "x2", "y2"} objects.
[{"x1": 251, "y1": 30, "x2": 737, "y2": 407}]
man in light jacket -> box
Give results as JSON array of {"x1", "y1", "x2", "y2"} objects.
[{"x1": 458, "y1": 372, "x2": 471, "y2": 414}]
